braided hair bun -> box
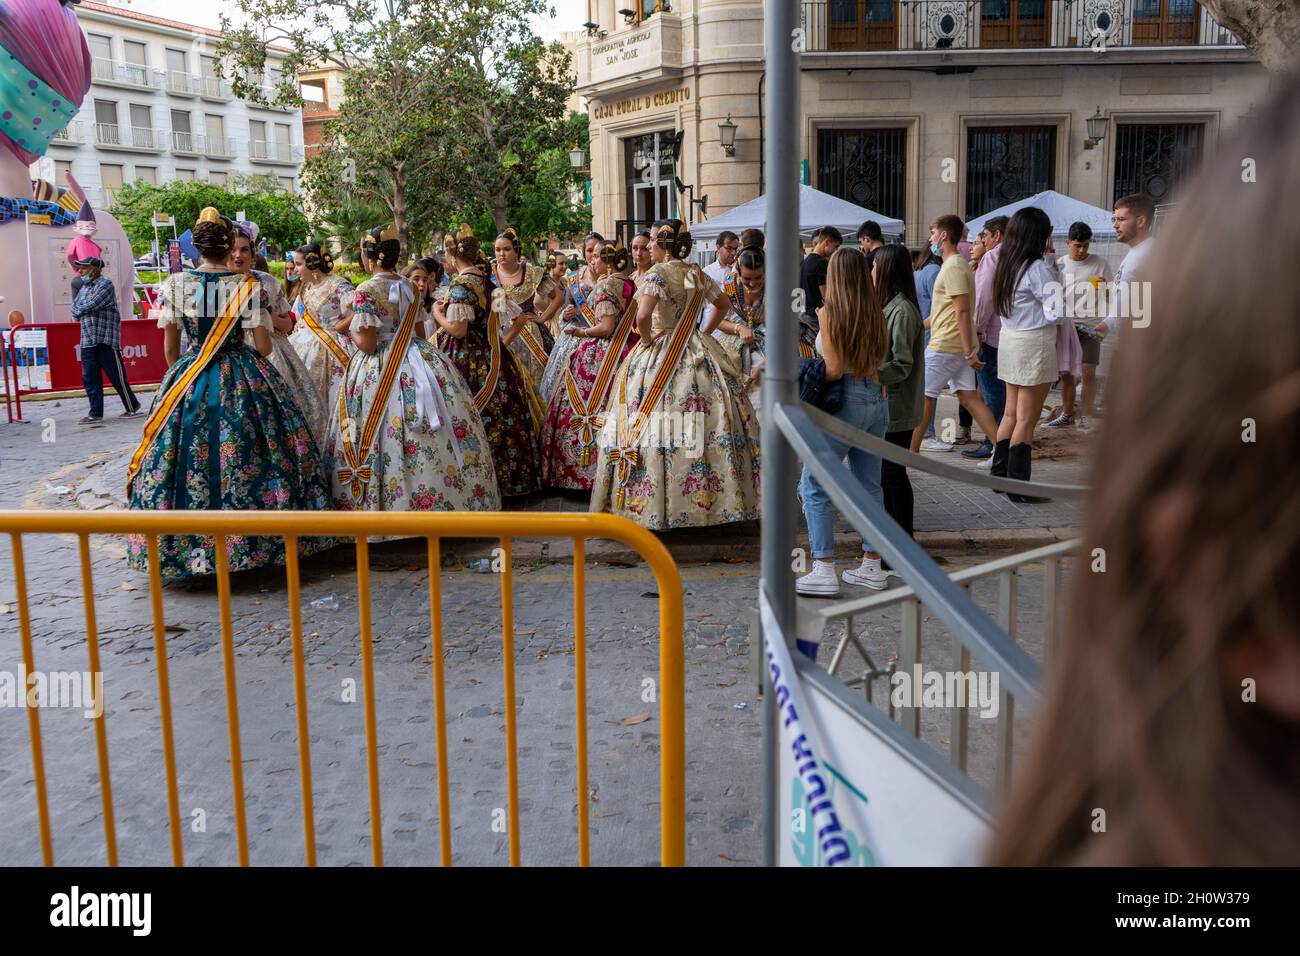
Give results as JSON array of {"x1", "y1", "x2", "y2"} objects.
[
  {"x1": 599, "y1": 239, "x2": 630, "y2": 273},
  {"x1": 654, "y1": 219, "x2": 693, "y2": 260},
  {"x1": 297, "y1": 241, "x2": 334, "y2": 274},
  {"x1": 497, "y1": 227, "x2": 522, "y2": 257},
  {"x1": 444, "y1": 225, "x2": 481, "y2": 264},
  {"x1": 192, "y1": 207, "x2": 234, "y2": 260}
]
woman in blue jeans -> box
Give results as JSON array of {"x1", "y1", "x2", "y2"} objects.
[{"x1": 797, "y1": 248, "x2": 890, "y2": 597}]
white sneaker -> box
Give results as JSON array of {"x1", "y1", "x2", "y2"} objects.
[
  {"x1": 1045, "y1": 411, "x2": 1074, "y2": 429},
  {"x1": 976, "y1": 456, "x2": 993, "y2": 469},
  {"x1": 796, "y1": 560, "x2": 841, "y2": 597},
  {"x1": 920, "y1": 437, "x2": 954, "y2": 452},
  {"x1": 842, "y1": 555, "x2": 888, "y2": 590}
]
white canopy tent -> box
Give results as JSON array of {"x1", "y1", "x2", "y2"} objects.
[
  {"x1": 690, "y1": 184, "x2": 904, "y2": 244},
  {"x1": 966, "y1": 190, "x2": 1117, "y2": 240}
]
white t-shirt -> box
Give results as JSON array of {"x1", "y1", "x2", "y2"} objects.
[
  {"x1": 1101, "y1": 238, "x2": 1154, "y2": 334},
  {"x1": 1056, "y1": 253, "x2": 1113, "y2": 326},
  {"x1": 703, "y1": 258, "x2": 731, "y2": 288},
  {"x1": 1000, "y1": 260, "x2": 1063, "y2": 333}
]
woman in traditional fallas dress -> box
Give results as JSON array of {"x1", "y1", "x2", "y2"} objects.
[
  {"x1": 540, "y1": 239, "x2": 640, "y2": 491},
  {"x1": 228, "y1": 222, "x2": 329, "y2": 446},
  {"x1": 288, "y1": 241, "x2": 355, "y2": 416},
  {"x1": 493, "y1": 227, "x2": 561, "y2": 403},
  {"x1": 435, "y1": 225, "x2": 542, "y2": 497},
  {"x1": 702, "y1": 242, "x2": 767, "y2": 403},
  {"x1": 321, "y1": 224, "x2": 500, "y2": 514},
  {"x1": 540, "y1": 231, "x2": 604, "y2": 405},
  {"x1": 125, "y1": 208, "x2": 330, "y2": 579},
  {"x1": 590, "y1": 219, "x2": 762, "y2": 529}
]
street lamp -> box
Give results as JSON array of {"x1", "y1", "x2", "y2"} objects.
[
  {"x1": 1084, "y1": 107, "x2": 1107, "y2": 150},
  {"x1": 718, "y1": 114, "x2": 738, "y2": 158},
  {"x1": 618, "y1": 8, "x2": 637, "y2": 24},
  {"x1": 569, "y1": 147, "x2": 586, "y2": 170}
]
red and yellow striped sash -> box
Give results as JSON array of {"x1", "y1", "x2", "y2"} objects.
[
  {"x1": 335, "y1": 293, "x2": 421, "y2": 502},
  {"x1": 565, "y1": 294, "x2": 637, "y2": 467},
  {"x1": 301, "y1": 307, "x2": 351, "y2": 368},
  {"x1": 473, "y1": 300, "x2": 502, "y2": 414},
  {"x1": 518, "y1": 320, "x2": 549, "y2": 365},
  {"x1": 609, "y1": 283, "x2": 706, "y2": 507},
  {"x1": 125, "y1": 276, "x2": 258, "y2": 494}
]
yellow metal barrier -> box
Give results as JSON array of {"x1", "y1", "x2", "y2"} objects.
[{"x1": 1, "y1": 510, "x2": 685, "y2": 867}]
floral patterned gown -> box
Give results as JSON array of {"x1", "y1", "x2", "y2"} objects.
[
  {"x1": 590, "y1": 261, "x2": 762, "y2": 530},
  {"x1": 713, "y1": 270, "x2": 765, "y2": 408},
  {"x1": 540, "y1": 273, "x2": 640, "y2": 491},
  {"x1": 248, "y1": 268, "x2": 329, "y2": 446},
  {"x1": 437, "y1": 270, "x2": 543, "y2": 496},
  {"x1": 322, "y1": 273, "x2": 501, "y2": 514},
  {"x1": 289, "y1": 272, "x2": 355, "y2": 418},
  {"x1": 126, "y1": 269, "x2": 332, "y2": 580},
  {"x1": 540, "y1": 269, "x2": 596, "y2": 404},
  {"x1": 493, "y1": 262, "x2": 556, "y2": 406}
]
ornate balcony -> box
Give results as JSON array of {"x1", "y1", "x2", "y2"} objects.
[{"x1": 798, "y1": 0, "x2": 1240, "y2": 53}]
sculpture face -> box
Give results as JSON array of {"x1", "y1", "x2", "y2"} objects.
[{"x1": 74, "y1": 219, "x2": 98, "y2": 237}]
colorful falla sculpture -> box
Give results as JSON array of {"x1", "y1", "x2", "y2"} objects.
[{"x1": 0, "y1": 0, "x2": 133, "y2": 325}]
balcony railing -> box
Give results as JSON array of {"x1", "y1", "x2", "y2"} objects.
[
  {"x1": 199, "y1": 76, "x2": 234, "y2": 101},
  {"x1": 206, "y1": 134, "x2": 237, "y2": 158},
  {"x1": 799, "y1": 0, "x2": 1240, "y2": 52},
  {"x1": 50, "y1": 121, "x2": 85, "y2": 146},
  {"x1": 302, "y1": 99, "x2": 333, "y2": 114},
  {"x1": 166, "y1": 71, "x2": 204, "y2": 96},
  {"x1": 94, "y1": 124, "x2": 165, "y2": 151},
  {"x1": 249, "y1": 139, "x2": 300, "y2": 163},
  {"x1": 91, "y1": 58, "x2": 161, "y2": 90}
]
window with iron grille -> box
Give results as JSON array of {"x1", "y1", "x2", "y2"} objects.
[
  {"x1": 817, "y1": 128, "x2": 906, "y2": 222},
  {"x1": 965, "y1": 126, "x2": 1055, "y2": 219},
  {"x1": 1112, "y1": 123, "x2": 1203, "y2": 204}
]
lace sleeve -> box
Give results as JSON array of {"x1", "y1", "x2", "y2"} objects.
[
  {"x1": 155, "y1": 277, "x2": 183, "y2": 328},
  {"x1": 592, "y1": 281, "x2": 624, "y2": 320},
  {"x1": 240, "y1": 285, "x2": 271, "y2": 330},
  {"x1": 636, "y1": 271, "x2": 667, "y2": 301},
  {"x1": 350, "y1": 289, "x2": 383, "y2": 330}
]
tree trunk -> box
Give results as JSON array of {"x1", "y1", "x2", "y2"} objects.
[
  {"x1": 1200, "y1": 0, "x2": 1300, "y2": 72},
  {"x1": 492, "y1": 194, "x2": 509, "y2": 236},
  {"x1": 393, "y1": 165, "x2": 409, "y2": 266}
]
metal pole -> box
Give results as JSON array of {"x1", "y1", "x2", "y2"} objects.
[{"x1": 760, "y1": 0, "x2": 801, "y2": 869}]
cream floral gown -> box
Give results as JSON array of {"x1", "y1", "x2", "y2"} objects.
[
  {"x1": 250, "y1": 269, "x2": 330, "y2": 446},
  {"x1": 289, "y1": 272, "x2": 355, "y2": 418},
  {"x1": 322, "y1": 273, "x2": 501, "y2": 514},
  {"x1": 590, "y1": 260, "x2": 761, "y2": 530}
]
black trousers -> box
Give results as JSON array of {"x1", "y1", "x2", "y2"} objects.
[
  {"x1": 81, "y1": 343, "x2": 139, "y2": 419},
  {"x1": 882, "y1": 429, "x2": 914, "y2": 538}
]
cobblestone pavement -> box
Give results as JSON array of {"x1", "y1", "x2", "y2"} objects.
[{"x1": 0, "y1": 395, "x2": 1086, "y2": 866}]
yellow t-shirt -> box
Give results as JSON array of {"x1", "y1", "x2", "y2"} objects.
[{"x1": 927, "y1": 254, "x2": 975, "y2": 354}]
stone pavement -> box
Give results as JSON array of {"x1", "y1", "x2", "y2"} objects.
[{"x1": 0, "y1": 391, "x2": 1090, "y2": 866}]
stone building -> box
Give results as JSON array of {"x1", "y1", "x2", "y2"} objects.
[{"x1": 575, "y1": 0, "x2": 1270, "y2": 246}]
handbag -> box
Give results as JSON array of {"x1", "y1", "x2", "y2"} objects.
[{"x1": 798, "y1": 357, "x2": 844, "y2": 413}]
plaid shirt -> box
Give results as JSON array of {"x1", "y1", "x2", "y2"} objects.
[{"x1": 69, "y1": 276, "x2": 122, "y2": 350}]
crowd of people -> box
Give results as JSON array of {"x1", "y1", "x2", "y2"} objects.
[{"x1": 118, "y1": 189, "x2": 1154, "y2": 583}]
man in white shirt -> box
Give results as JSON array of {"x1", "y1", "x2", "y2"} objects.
[
  {"x1": 703, "y1": 230, "x2": 739, "y2": 287},
  {"x1": 1095, "y1": 194, "x2": 1155, "y2": 400},
  {"x1": 1047, "y1": 221, "x2": 1113, "y2": 430}
]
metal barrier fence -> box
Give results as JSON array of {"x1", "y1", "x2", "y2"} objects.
[{"x1": 0, "y1": 510, "x2": 685, "y2": 867}]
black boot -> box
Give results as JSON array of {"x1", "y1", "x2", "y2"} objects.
[
  {"x1": 989, "y1": 438, "x2": 1011, "y2": 494},
  {"x1": 1007, "y1": 442, "x2": 1049, "y2": 503}
]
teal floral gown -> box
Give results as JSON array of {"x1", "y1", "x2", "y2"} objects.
[{"x1": 126, "y1": 269, "x2": 332, "y2": 580}]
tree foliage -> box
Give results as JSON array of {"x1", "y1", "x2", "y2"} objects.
[
  {"x1": 108, "y1": 178, "x2": 309, "y2": 254},
  {"x1": 216, "y1": 0, "x2": 587, "y2": 264}
]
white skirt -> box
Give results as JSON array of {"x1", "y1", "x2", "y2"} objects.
[{"x1": 998, "y1": 325, "x2": 1058, "y2": 387}]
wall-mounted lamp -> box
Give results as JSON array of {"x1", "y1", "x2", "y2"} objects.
[
  {"x1": 569, "y1": 147, "x2": 586, "y2": 169},
  {"x1": 718, "y1": 114, "x2": 738, "y2": 158},
  {"x1": 618, "y1": 8, "x2": 637, "y2": 24},
  {"x1": 1083, "y1": 107, "x2": 1107, "y2": 150},
  {"x1": 581, "y1": 21, "x2": 605, "y2": 38}
]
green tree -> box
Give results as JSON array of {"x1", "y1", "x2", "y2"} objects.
[
  {"x1": 109, "y1": 179, "x2": 309, "y2": 254},
  {"x1": 312, "y1": 194, "x2": 392, "y2": 261}
]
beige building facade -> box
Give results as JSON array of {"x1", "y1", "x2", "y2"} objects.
[{"x1": 575, "y1": 0, "x2": 1271, "y2": 246}]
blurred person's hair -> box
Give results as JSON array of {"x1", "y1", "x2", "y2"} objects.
[
  {"x1": 740, "y1": 228, "x2": 764, "y2": 248},
  {"x1": 715, "y1": 230, "x2": 739, "y2": 248},
  {"x1": 912, "y1": 247, "x2": 940, "y2": 270},
  {"x1": 818, "y1": 225, "x2": 843, "y2": 246},
  {"x1": 821, "y1": 247, "x2": 886, "y2": 378},
  {"x1": 990, "y1": 75, "x2": 1300, "y2": 866},
  {"x1": 857, "y1": 220, "x2": 883, "y2": 244}
]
